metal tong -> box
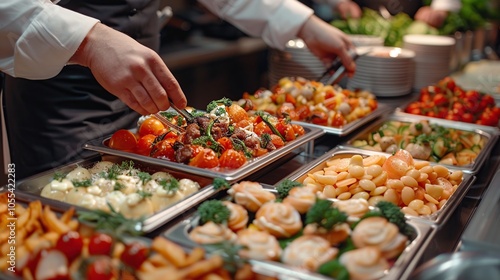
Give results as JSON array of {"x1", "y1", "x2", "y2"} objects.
[
  {"x1": 153, "y1": 99, "x2": 195, "y2": 133},
  {"x1": 318, "y1": 48, "x2": 366, "y2": 85}
]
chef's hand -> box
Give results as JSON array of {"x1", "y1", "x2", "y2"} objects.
[
  {"x1": 69, "y1": 23, "x2": 186, "y2": 115},
  {"x1": 335, "y1": 1, "x2": 362, "y2": 19},
  {"x1": 297, "y1": 15, "x2": 356, "y2": 76},
  {"x1": 414, "y1": 6, "x2": 448, "y2": 28}
]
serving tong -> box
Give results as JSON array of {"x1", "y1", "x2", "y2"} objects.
[
  {"x1": 153, "y1": 98, "x2": 196, "y2": 133},
  {"x1": 318, "y1": 48, "x2": 370, "y2": 85}
]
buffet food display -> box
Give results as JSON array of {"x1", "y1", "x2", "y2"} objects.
[
  {"x1": 84, "y1": 97, "x2": 324, "y2": 182},
  {"x1": 400, "y1": 77, "x2": 500, "y2": 127},
  {"x1": 240, "y1": 77, "x2": 388, "y2": 135},
  {"x1": 165, "y1": 180, "x2": 433, "y2": 280},
  {"x1": 4, "y1": 73, "x2": 498, "y2": 280},
  {"x1": 345, "y1": 114, "x2": 498, "y2": 174}
]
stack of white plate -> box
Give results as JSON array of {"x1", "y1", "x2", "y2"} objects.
[
  {"x1": 403, "y1": 34, "x2": 456, "y2": 90},
  {"x1": 346, "y1": 46, "x2": 415, "y2": 97},
  {"x1": 268, "y1": 36, "x2": 385, "y2": 86},
  {"x1": 268, "y1": 39, "x2": 324, "y2": 86}
]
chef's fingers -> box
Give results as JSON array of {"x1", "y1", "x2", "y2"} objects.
[
  {"x1": 153, "y1": 63, "x2": 187, "y2": 109},
  {"x1": 127, "y1": 85, "x2": 158, "y2": 115},
  {"x1": 140, "y1": 70, "x2": 171, "y2": 112}
]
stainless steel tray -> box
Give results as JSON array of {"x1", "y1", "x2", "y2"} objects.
[
  {"x1": 13, "y1": 154, "x2": 217, "y2": 233},
  {"x1": 163, "y1": 184, "x2": 434, "y2": 280},
  {"x1": 282, "y1": 147, "x2": 475, "y2": 227},
  {"x1": 83, "y1": 125, "x2": 324, "y2": 183},
  {"x1": 394, "y1": 107, "x2": 500, "y2": 132},
  {"x1": 293, "y1": 103, "x2": 391, "y2": 136},
  {"x1": 460, "y1": 168, "x2": 500, "y2": 253},
  {"x1": 342, "y1": 113, "x2": 499, "y2": 174}
]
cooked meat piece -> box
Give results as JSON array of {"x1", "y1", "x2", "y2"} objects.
[
  {"x1": 195, "y1": 116, "x2": 210, "y2": 131},
  {"x1": 211, "y1": 122, "x2": 229, "y2": 141},
  {"x1": 175, "y1": 144, "x2": 194, "y2": 163},
  {"x1": 231, "y1": 127, "x2": 247, "y2": 140},
  {"x1": 184, "y1": 123, "x2": 201, "y2": 144},
  {"x1": 244, "y1": 135, "x2": 260, "y2": 149}
]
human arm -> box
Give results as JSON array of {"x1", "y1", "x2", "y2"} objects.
[
  {"x1": 0, "y1": 0, "x2": 186, "y2": 115},
  {"x1": 414, "y1": 0, "x2": 462, "y2": 28},
  {"x1": 198, "y1": 0, "x2": 355, "y2": 74}
]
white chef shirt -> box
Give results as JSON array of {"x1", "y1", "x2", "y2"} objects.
[
  {"x1": 0, "y1": 0, "x2": 99, "y2": 79},
  {"x1": 198, "y1": 0, "x2": 314, "y2": 50}
]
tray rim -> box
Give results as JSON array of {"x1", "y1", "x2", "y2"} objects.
[
  {"x1": 280, "y1": 147, "x2": 476, "y2": 228},
  {"x1": 12, "y1": 154, "x2": 222, "y2": 233},
  {"x1": 341, "y1": 113, "x2": 499, "y2": 175},
  {"x1": 162, "y1": 184, "x2": 435, "y2": 280},
  {"x1": 83, "y1": 125, "x2": 324, "y2": 183}
]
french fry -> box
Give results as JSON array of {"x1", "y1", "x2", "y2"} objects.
[
  {"x1": 147, "y1": 253, "x2": 173, "y2": 268},
  {"x1": 59, "y1": 207, "x2": 75, "y2": 224},
  {"x1": 151, "y1": 237, "x2": 187, "y2": 268},
  {"x1": 42, "y1": 205, "x2": 70, "y2": 234},
  {"x1": 17, "y1": 207, "x2": 31, "y2": 229},
  {"x1": 138, "y1": 266, "x2": 185, "y2": 280},
  {"x1": 183, "y1": 247, "x2": 205, "y2": 267},
  {"x1": 180, "y1": 254, "x2": 224, "y2": 279}
]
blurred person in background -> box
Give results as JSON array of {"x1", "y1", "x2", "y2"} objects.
[
  {"x1": 2, "y1": 0, "x2": 355, "y2": 179},
  {"x1": 328, "y1": 0, "x2": 461, "y2": 28}
]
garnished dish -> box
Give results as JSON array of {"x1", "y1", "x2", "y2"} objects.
[
  {"x1": 240, "y1": 77, "x2": 378, "y2": 128},
  {"x1": 181, "y1": 179, "x2": 418, "y2": 280},
  {"x1": 403, "y1": 77, "x2": 500, "y2": 127},
  {"x1": 40, "y1": 160, "x2": 201, "y2": 219},
  {"x1": 297, "y1": 150, "x2": 464, "y2": 217},
  {"x1": 107, "y1": 98, "x2": 306, "y2": 170},
  {"x1": 349, "y1": 119, "x2": 487, "y2": 166},
  {"x1": 0, "y1": 195, "x2": 263, "y2": 280}
]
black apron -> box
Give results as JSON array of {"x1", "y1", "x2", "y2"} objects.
[
  {"x1": 3, "y1": 0, "x2": 159, "y2": 179},
  {"x1": 354, "y1": 0, "x2": 424, "y2": 18}
]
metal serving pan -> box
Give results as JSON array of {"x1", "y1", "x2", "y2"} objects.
[
  {"x1": 83, "y1": 125, "x2": 324, "y2": 183},
  {"x1": 342, "y1": 113, "x2": 499, "y2": 175},
  {"x1": 283, "y1": 147, "x2": 475, "y2": 227},
  {"x1": 13, "y1": 154, "x2": 217, "y2": 233},
  {"x1": 163, "y1": 184, "x2": 434, "y2": 280},
  {"x1": 293, "y1": 103, "x2": 391, "y2": 136}
]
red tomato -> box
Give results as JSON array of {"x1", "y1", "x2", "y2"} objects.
[
  {"x1": 138, "y1": 117, "x2": 165, "y2": 137},
  {"x1": 150, "y1": 139, "x2": 175, "y2": 160},
  {"x1": 433, "y1": 93, "x2": 448, "y2": 107},
  {"x1": 87, "y1": 256, "x2": 117, "y2": 280},
  {"x1": 55, "y1": 231, "x2": 83, "y2": 262},
  {"x1": 438, "y1": 76, "x2": 456, "y2": 92},
  {"x1": 285, "y1": 93, "x2": 296, "y2": 105},
  {"x1": 292, "y1": 124, "x2": 305, "y2": 136},
  {"x1": 254, "y1": 121, "x2": 272, "y2": 136},
  {"x1": 136, "y1": 134, "x2": 156, "y2": 156},
  {"x1": 295, "y1": 105, "x2": 311, "y2": 120},
  {"x1": 465, "y1": 90, "x2": 480, "y2": 101},
  {"x1": 109, "y1": 129, "x2": 137, "y2": 151},
  {"x1": 277, "y1": 103, "x2": 298, "y2": 120},
  {"x1": 189, "y1": 148, "x2": 219, "y2": 168},
  {"x1": 310, "y1": 111, "x2": 328, "y2": 126},
  {"x1": 219, "y1": 149, "x2": 247, "y2": 169},
  {"x1": 270, "y1": 134, "x2": 285, "y2": 149},
  {"x1": 331, "y1": 113, "x2": 346, "y2": 127},
  {"x1": 88, "y1": 233, "x2": 114, "y2": 256},
  {"x1": 461, "y1": 113, "x2": 474, "y2": 123},
  {"x1": 120, "y1": 241, "x2": 149, "y2": 269}
]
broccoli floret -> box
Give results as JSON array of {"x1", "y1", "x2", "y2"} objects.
[
  {"x1": 197, "y1": 200, "x2": 231, "y2": 225},
  {"x1": 375, "y1": 201, "x2": 415, "y2": 238},
  {"x1": 206, "y1": 97, "x2": 233, "y2": 113},
  {"x1": 317, "y1": 259, "x2": 349, "y2": 280},
  {"x1": 213, "y1": 177, "x2": 230, "y2": 190},
  {"x1": 275, "y1": 179, "x2": 303, "y2": 201},
  {"x1": 305, "y1": 199, "x2": 348, "y2": 231}
]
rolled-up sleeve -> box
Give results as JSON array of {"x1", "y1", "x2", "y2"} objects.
[
  {"x1": 431, "y1": 0, "x2": 461, "y2": 12},
  {"x1": 0, "y1": 0, "x2": 98, "y2": 79},
  {"x1": 198, "y1": 0, "x2": 314, "y2": 50}
]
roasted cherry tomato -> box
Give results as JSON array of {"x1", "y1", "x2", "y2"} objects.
[
  {"x1": 270, "y1": 134, "x2": 285, "y2": 149},
  {"x1": 88, "y1": 232, "x2": 114, "y2": 256},
  {"x1": 253, "y1": 121, "x2": 272, "y2": 136},
  {"x1": 55, "y1": 231, "x2": 83, "y2": 262},
  {"x1": 136, "y1": 134, "x2": 156, "y2": 156},
  {"x1": 189, "y1": 148, "x2": 219, "y2": 168},
  {"x1": 109, "y1": 129, "x2": 137, "y2": 151},
  {"x1": 138, "y1": 117, "x2": 165, "y2": 137},
  {"x1": 217, "y1": 137, "x2": 233, "y2": 151},
  {"x1": 219, "y1": 149, "x2": 247, "y2": 169},
  {"x1": 120, "y1": 241, "x2": 149, "y2": 269},
  {"x1": 150, "y1": 139, "x2": 175, "y2": 160},
  {"x1": 86, "y1": 256, "x2": 117, "y2": 280}
]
